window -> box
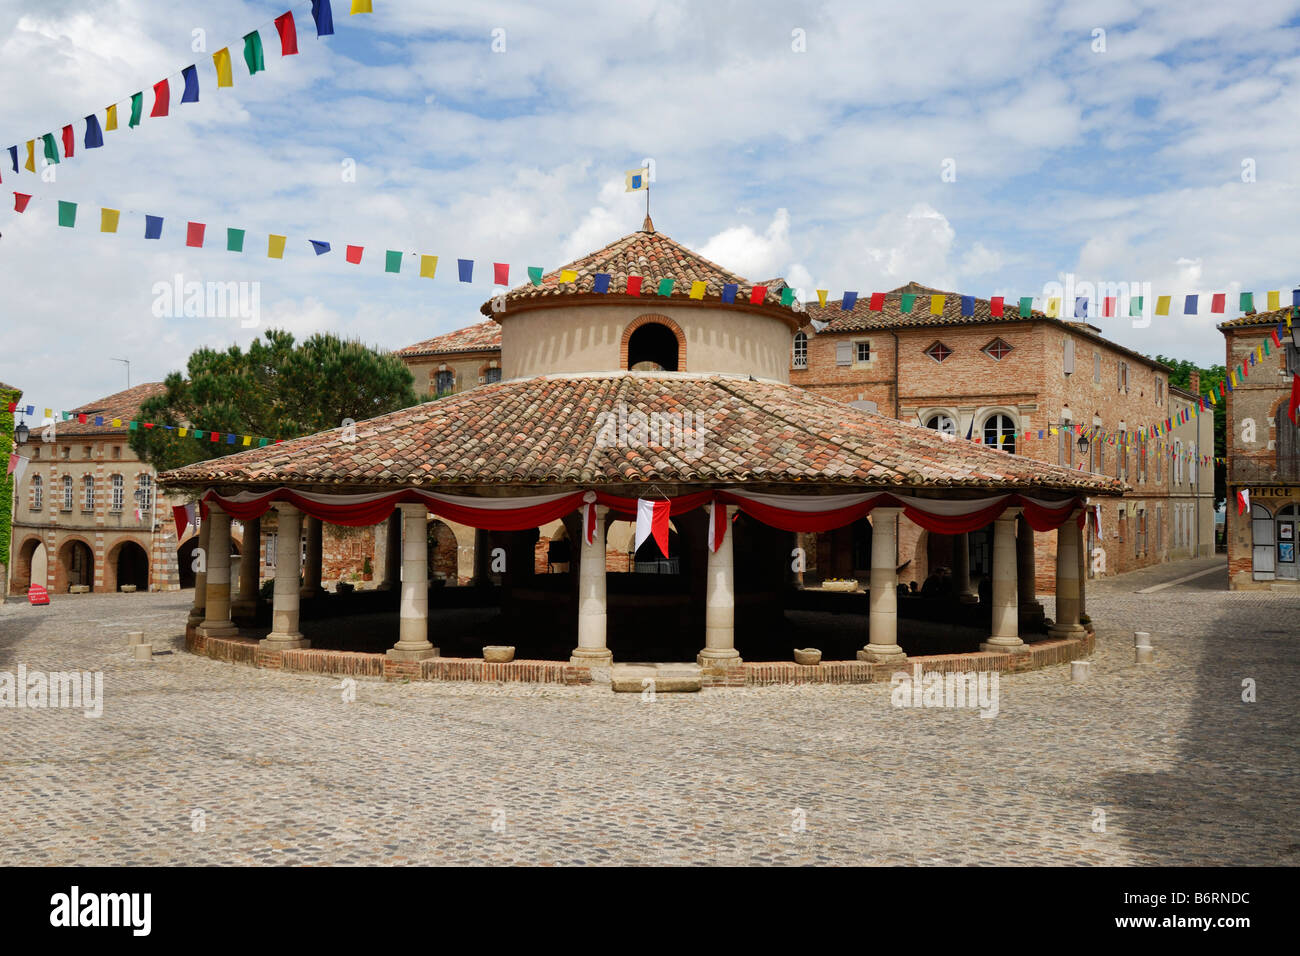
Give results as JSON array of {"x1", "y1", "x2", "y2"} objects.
[
  {"x1": 1155, "y1": 440, "x2": 1162, "y2": 483},
  {"x1": 983, "y1": 414, "x2": 1017, "y2": 454},
  {"x1": 435, "y1": 370, "x2": 454, "y2": 395},
  {"x1": 983, "y1": 338, "x2": 1013, "y2": 361},
  {"x1": 1279, "y1": 404, "x2": 1300, "y2": 481},
  {"x1": 1118, "y1": 361, "x2": 1130, "y2": 393},
  {"x1": 1174, "y1": 440, "x2": 1182, "y2": 485},
  {"x1": 1155, "y1": 506, "x2": 1163, "y2": 552},
  {"x1": 83, "y1": 475, "x2": 94, "y2": 511},
  {"x1": 835, "y1": 342, "x2": 853, "y2": 366},
  {"x1": 32, "y1": 475, "x2": 42, "y2": 511},
  {"x1": 265, "y1": 533, "x2": 277, "y2": 569},
  {"x1": 1093, "y1": 352, "x2": 1101, "y2": 382},
  {"x1": 61, "y1": 446, "x2": 70, "y2": 460},
  {"x1": 62, "y1": 475, "x2": 73, "y2": 510},
  {"x1": 1118, "y1": 506, "x2": 1126, "y2": 543},
  {"x1": 110, "y1": 474, "x2": 124, "y2": 511},
  {"x1": 925, "y1": 341, "x2": 953, "y2": 363},
  {"x1": 1286, "y1": 344, "x2": 1300, "y2": 376},
  {"x1": 1117, "y1": 422, "x2": 1127, "y2": 481},
  {"x1": 925, "y1": 414, "x2": 957, "y2": 435},
  {"x1": 1155, "y1": 377, "x2": 1165, "y2": 404},
  {"x1": 484, "y1": 367, "x2": 502, "y2": 384},
  {"x1": 1136, "y1": 509, "x2": 1147, "y2": 555},
  {"x1": 1139, "y1": 437, "x2": 1148, "y2": 483},
  {"x1": 138, "y1": 474, "x2": 154, "y2": 512},
  {"x1": 112, "y1": 446, "x2": 121, "y2": 460},
  {"x1": 855, "y1": 341, "x2": 871, "y2": 363},
  {"x1": 82, "y1": 446, "x2": 92, "y2": 459},
  {"x1": 792, "y1": 332, "x2": 808, "y2": 369},
  {"x1": 1064, "y1": 338, "x2": 1076, "y2": 375}
]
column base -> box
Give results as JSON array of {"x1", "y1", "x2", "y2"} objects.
[
  {"x1": 260, "y1": 635, "x2": 309, "y2": 650},
  {"x1": 386, "y1": 642, "x2": 438, "y2": 661},
  {"x1": 570, "y1": 648, "x2": 613, "y2": 665},
  {"x1": 1048, "y1": 623, "x2": 1087, "y2": 640},
  {"x1": 980, "y1": 638, "x2": 1029, "y2": 654},
  {"x1": 697, "y1": 649, "x2": 743, "y2": 667},
  {"x1": 196, "y1": 620, "x2": 238, "y2": 639},
  {"x1": 186, "y1": 609, "x2": 205, "y2": 627},
  {"x1": 857, "y1": 644, "x2": 907, "y2": 663}
]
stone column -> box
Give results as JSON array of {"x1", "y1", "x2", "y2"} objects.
[
  {"x1": 981, "y1": 508, "x2": 1026, "y2": 652},
  {"x1": 378, "y1": 510, "x2": 401, "y2": 590},
  {"x1": 231, "y1": 516, "x2": 261, "y2": 618},
  {"x1": 698, "y1": 503, "x2": 741, "y2": 667},
  {"x1": 952, "y1": 531, "x2": 977, "y2": 603},
  {"x1": 1048, "y1": 511, "x2": 1086, "y2": 639},
  {"x1": 859, "y1": 506, "x2": 906, "y2": 663},
  {"x1": 197, "y1": 504, "x2": 237, "y2": 638},
  {"x1": 388, "y1": 502, "x2": 437, "y2": 660},
  {"x1": 1016, "y1": 513, "x2": 1045, "y2": 631},
  {"x1": 572, "y1": 504, "x2": 612, "y2": 665},
  {"x1": 186, "y1": 515, "x2": 210, "y2": 629},
  {"x1": 300, "y1": 515, "x2": 324, "y2": 597},
  {"x1": 470, "y1": 528, "x2": 492, "y2": 586},
  {"x1": 1077, "y1": 522, "x2": 1088, "y2": 618},
  {"x1": 262, "y1": 504, "x2": 308, "y2": 649}
]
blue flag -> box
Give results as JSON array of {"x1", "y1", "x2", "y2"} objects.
[
  {"x1": 144, "y1": 215, "x2": 163, "y2": 239},
  {"x1": 842, "y1": 291, "x2": 858, "y2": 311},
  {"x1": 309, "y1": 240, "x2": 331, "y2": 255},
  {"x1": 1184, "y1": 294, "x2": 1198, "y2": 314},
  {"x1": 7, "y1": 145, "x2": 16, "y2": 172},
  {"x1": 83, "y1": 114, "x2": 104, "y2": 148},
  {"x1": 181, "y1": 65, "x2": 200, "y2": 103},
  {"x1": 311, "y1": 0, "x2": 335, "y2": 36},
  {"x1": 457, "y1": 259, "x2": 473, "y2": 283},
  {"x1": 961, "y1": 295, "x2": 974, "y2": 316},
  {"x1": 592, "y1": 273, "x2": 611, "y2": 294},
  {"x1": 1074, "y1": 296, "x2": 1088, "y2": 318},
  {"x1": 721, "y1": 283, "x2": 737, "y2": 304}
]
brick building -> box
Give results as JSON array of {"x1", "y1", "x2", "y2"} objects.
[
  {"x1": 395, "y1": 320, "x2": 502, "y2": 397},
  {"x1": 1219, "y1": 305, "x2": 1300, "y2": 590},
  {"x1": 792, "y1": 282, "x2": 1215, "y2": 591}
]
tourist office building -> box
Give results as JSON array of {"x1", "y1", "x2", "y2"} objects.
[{"x1": 160, "y1": 220, "x2": 1120, "y2": 680}]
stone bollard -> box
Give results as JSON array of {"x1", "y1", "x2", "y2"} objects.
[
  {"x1": 1134, "y1": 631, "x2": 1152, "y2": 648},
  {"x1": 127, "y1": 630, "x2": 144, "y2": 646},
  {"x1": 1070, "y1": 660, "x2": 1091, "y2": 682},
  {"x1": 1135, "y1": 645, "x2": 1155, "y2": 664},
  {"x1": 133, "y1": 643, "x2": 153, "y2": 661}
]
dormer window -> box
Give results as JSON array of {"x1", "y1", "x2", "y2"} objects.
[
  {"x1": 983, "y1": 338, "x2": 1014, "y2": 361},
  {"x1": 925, "y1": 341, "x2": 953, "y2": 363}
]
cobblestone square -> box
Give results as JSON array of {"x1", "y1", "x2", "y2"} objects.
[{"x1": 1, "y1": 557, "x2": 1295, "y2": 866}]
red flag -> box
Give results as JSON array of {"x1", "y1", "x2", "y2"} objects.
[
  {"x1": 749, "y1": 285, "x2": 767, "y2": 305},
  {"x1": 13, "y1": 192, "x2": 32, "y2": 213},
  {"x1": 1289, "y1": 373, "x2": 1300, "y2": 426},
  {"x1": 990, "y1": 296, "x2": 1004, "y2": 317},
  {"x1": 627, "y1": 275, "x2": 643, "y2": 297},
  {"x1": 61, "y1": 124, "x2": 74, "y2": 158},
  {"x1": 151, "y1": 78, "x2": 170, "y2": 117},
  {"x1": 869, "y1": 292, "x2": 886, "y2": 311},
  {"x1": 635, "y1": 498, "x2": 671, "y2": 558},
  {"x1": 274, "y1": 12, "x2": 299, "y2": 55},
  {"x1": 493, "y1": 262, "x2": 509, "y2": 286},
  {"x1": 1237, "y1": 489, "x2": 1251, "y2": 515},
  {"x1": 186, "y1": 221, "x2": 205, "y2": 247},
  {"x1": 173, "y1": 503, "x2": 194, "y2": 539},
  {"x1": 1103, "y1": 296, "x2": 1115, "y2": 317},
  {"x1": 1211, "y1": 293, "x2": 1225, "y2": 313},
  {"x1": 345, "y1": 245, "x2": 364, "y2": 264}
]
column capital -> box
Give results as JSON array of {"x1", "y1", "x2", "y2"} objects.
[
  {"x1": 870, "y1": 505, "x2": 903, "y2": 519},
  {"x1": 206, "y1": 499, "x2": 226, "y2": 516},
  {"x1": 273, "y1": 501, "x2": 300, "y2": 518},
  {"x1": 398, "y1": 501, "x2": 427, "y2": 518}
]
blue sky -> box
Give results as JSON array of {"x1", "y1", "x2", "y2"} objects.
[{"x1": 4, "y1": 0, "x2": 1300, "y2": 413}]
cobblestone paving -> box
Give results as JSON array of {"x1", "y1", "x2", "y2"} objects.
[{"x1": 1, "y1": 556, "x2": 1296, "y2": 866}]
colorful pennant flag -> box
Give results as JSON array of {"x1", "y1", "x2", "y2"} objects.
[
  {"x1": 267, "y1": 234, "x2": 287, "y2": 258},
  {"x1": 187, "y1": 222, "x2": 206, "y2": 247},
  {"x1": 689, "y1": 280, "x2": 706, "y2": 300},
  {"x1": 593, "y1": 273, "x2": 611, "y2": 294},
  {"x1": 275, "y1": 13, "x2": 299, "y2": 55},
  {"x1": 61, "y1": 124, "x2": 74, "y2": 158},
  {"x1": 129, "y1": 92, "x2": 143, "y2": 128},
  {"x1": 311, "y1": 0, "x2": 335, "y2": 36},
  {"x1": 100, "y1": 207, "x2": 119, "y2": 232},
  {"x1": 41, "y1": 134, "x2": 59, "y2": 165},
  {"x1": 494, "y1": 262, "x2": 509, "y2": 286},
  {"x1": 227, "y1": 227, "x2": 245, "y2": 252},
  {"x1": 243, "y1": 31, "x2": 266, "y2": 75},
  {"x1": 144, "y1": 215, "x2": 163, "y2": 239},
  {"x1": 345, "y1": 244, "x2": 363, "y2": 264},
  {"x1": 385, "y1": 250, "x2": 402, "y2": 273},
  {"x1": 181, "y1": 65, "x2": 200, "y2": 103},
  {"x1": 351, "y1": 0, "x2": 373, "y2": 13},
  {"x1": 309, "y1": 239, "x2": 330, "y2": 255},
  {"x1": 84, "y1": 113, "x2": 104, "y2": 148},
  {"x1": 151, "y1": 79, "x2": 170, "y2": 117},
  {"x1": 627, "y1": 275, "x2": 643, "y2": 296},
  {"x1": 458, "y1": 259, "x2": 473, "y2": 282},
  {"x1": 57, "y1": 201, "x2": 76, "y2": 227},
  {"x1": 213, "y1": 48, "x2": 234, "y2": 87},
  {"x1": 419, "y1": 255, "x2": 438, "y2": 278}
]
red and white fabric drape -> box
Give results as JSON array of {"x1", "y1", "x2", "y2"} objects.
[{"x1": 198, "y1": 487, "x2": 1089, "y2": 534}]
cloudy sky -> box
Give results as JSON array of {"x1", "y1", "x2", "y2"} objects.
[{"x1": 3, "y1": 0, "x2": 1300, "y2": 414}]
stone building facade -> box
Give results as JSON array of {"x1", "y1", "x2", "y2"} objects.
[{"x1": 1219, "y1": 306, "x2": 1300, "y2": 590}]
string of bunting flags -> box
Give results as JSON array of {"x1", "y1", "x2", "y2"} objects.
[
  {"x1": 0, "y1": 1, "x2": 372, "y2": 185},
  {"x1": 3, "y1": 400, "x2": 284, "y2": 451}
]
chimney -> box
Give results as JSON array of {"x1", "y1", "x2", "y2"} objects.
[{"x1": 1189, "y1": 369, "x2": 1200, "y2": 393}]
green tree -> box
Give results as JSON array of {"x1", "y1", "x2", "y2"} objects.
[
  {"x1": 1151, "y1": 354, "x2": 1226, "y2": 510},
  {"x1": 130, "y1": 330, "x2": 421, "y2": 472}
]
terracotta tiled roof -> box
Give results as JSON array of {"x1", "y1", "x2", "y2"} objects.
[
  {"x1": 160, "y1": 373, "x2": 1123, "y2": 495},
  {"x1": 395, "y1": 321, "x2": 502, "y2": 357},
  {"x1": 1218, "y1": 305, "x2": 1295, "y2": 330},
  {"x1": 803, "y1": 282, "x2": 1169, "y2": 372},
  {"x1": 481, "y1": 224, "x2": 794, "y2": 323},
  {"x1": 54, "y1": 382, "x2": 166, "y2": 437}
]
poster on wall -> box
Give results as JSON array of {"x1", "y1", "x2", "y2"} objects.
[
  {"x1": 1281, "y1": 523, "x2": 1294, "y2": 541},
  {"x1": 1280, "y1": 542, "x2": 1296, "y2": 563}
]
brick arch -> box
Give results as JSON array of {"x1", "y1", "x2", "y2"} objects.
[
  {"x1": 620, "y1": 313, "x2": 687, "y2": 372},
  {"x1": 11, "y1": 536, "x2": 46, "y2": 593},
  {"x1": 54, "y1": 534, "x2": 96, "y2": 593},
  {"x1": 105, "y1": 537, "x2": 151, "y2": 593}
]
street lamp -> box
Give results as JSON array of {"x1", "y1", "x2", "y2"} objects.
[{"x1": 14, "y1": 417, "x2": 29, "y2": 445}]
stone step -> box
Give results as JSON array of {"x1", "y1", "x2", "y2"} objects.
[{"x1": 610, "y1": 663, "x2": 703, "y2": 693}]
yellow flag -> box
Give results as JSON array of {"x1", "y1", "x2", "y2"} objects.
[
  {"x1": 242, "y1": 436, "x2": 251, "y2": 446},
  {"x1": 43, "y1": 408, "x2": 52, "y2": 418},
  {"x1": 1268, "y1": 290, "x2": 1280, "y2": 310},
  {"x1": 1046, "y1": 297, "x2": 1060, "y2": 317},
  {"x1": 213, "y1": 48, "x2": 233, "y2": 88},
  {"x1": 268, "y1": 234, "x2": 287, "y2": 259},
  {"x1": 559, "y1": 269, "x2": 578, "y2": 283},
  {"x1": 105, "y1": 104, "x2": 118, "y2": 131},
  {"x1": 100, "y1": 208, "x2": 120, "y2": 233},
  {"x1": 930, "y1": 294, "x2": 945, "y2": 315},
  {"x1": 816, "y1": 289, "x2": 828, "y2": 308},
  {"x1": 1156, "y1": 295, "x2": 1171, "y2": 316},
  {"x1": 351, "y1": 0, "x2": 373, "y2": 12},
  {"x1": 689, "y1": 281, "x2": 706, "y2": 300},
  {"x1": 419, "y1": 255, "x2": 438, "y2": 278},
  {"x1": 25, "y1": 140, "x2": 35, "y2": 172},
  {"x1": 111, "y1": 418, "x2": 121, "y2": 427},
  {"x1": 178, "y1": 427, "x2": 188, "y2": 437}
]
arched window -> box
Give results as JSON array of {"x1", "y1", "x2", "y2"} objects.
[
  {"x1": 110, "y1": 474, "x2": 125, "y2": 512},
  {"x1": 792, "y1": 331, "x2": 808, "y2": 369},
  {"x1": 627, "y1": 321, "x2": 681, "y2": 371},
  {"x1": 83, "y1": 475, "x2": 95, "y2": 511},
  {"x1": 32, "y1": 475, "x2": 42, "y2": 511},
  {"x1": 62, "y1": 475, "x2": 73, "y2": 510},
  {"x1": 983, "y1": 414, "x2": 1016, "y2": 454},
  {"x1": 138, "y1": 474, "x2": 154, "y2": 512},
  {"x1": 925, "y1": 413, "x2": 957, "y2": 435}
]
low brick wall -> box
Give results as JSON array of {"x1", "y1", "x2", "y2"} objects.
[{"x1": 187, "y1": 630, "x2": 1092, "y2": 688}]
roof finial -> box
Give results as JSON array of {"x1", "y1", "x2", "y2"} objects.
[{"x1": 642, "y1": 214, "x2": 654, "y2": 233}]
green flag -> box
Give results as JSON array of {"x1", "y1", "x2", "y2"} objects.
[
  {"x1": 226, "y1": 228, "x2": 245, "y2": 252},
  {"x1": 900, "y1": 293, "x2": 916, "y2": 313},
  {"x1": 657, "y1": 277, "x2": 674, "y2": 296},
  {"x1": 1240, "y1": 292, "x2": 1254, "y2": 313},
  {"x1": 57, "y1": 201, "x2": 76, "y2": 227},
  {"x1": 128, "y1": 421, "x2": 139, "y2": 431},
  {"x1": 129, "y1": 92, "x2": 143, "y2": 128},
  {"x1": 243, "y1": 31, "x2": 265, "y2": 74},
  {"x1": 780, "y1": 287, "x2": 795, "y2": 307},
  {"x1": 1129, "y1": 295, "x2": 1144, "y2": 317},
  {"x1": 527, "y1": 266, "x2": 543, "y2": 287},
  {"x1": 41, "y1": 133, "x2": 60, "y2": 165},
  {"x1": 1019, "y1": 296, "x2": 1033, "y2": 317},
  {"x1": 385, "y1": 250, "x2": 402, "y2": 273}
]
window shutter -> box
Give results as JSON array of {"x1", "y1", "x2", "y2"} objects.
[
  {"x1": 835, "y1": 342, "x2": 852, "y2": 366},
  {"x1": 1063, "y1": 339, "x2": 1075, "y2": 374},
  {"x1": 1093, "y1": 352, "x2": 1101, "y2": 382}
]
